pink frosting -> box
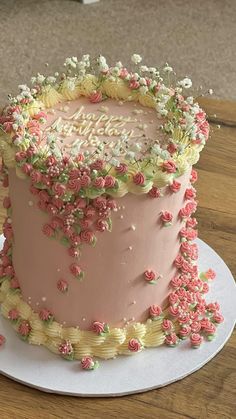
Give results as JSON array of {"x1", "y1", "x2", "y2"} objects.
[{"x1": 9, "y1": 169, "x2": 191, "y2": 329}]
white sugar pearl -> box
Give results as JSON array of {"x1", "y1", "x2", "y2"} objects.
[
  {"x1": 28, "y1": 201, "x2": 33, "y2": 207},
  {"x1": 41, "y1": 296, "x2": 46, "y2": 302},
  {"x1": 131, "y1": 225, "x2": 136, "y2": 231},
  {"x1": 128, "y1": 246, "x2": 133, "y2": 250}
]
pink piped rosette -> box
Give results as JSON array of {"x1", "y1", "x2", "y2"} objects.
[
  {"x1": 92, "y1": 321, "x2": 110, "y2": 336},
  {"x1": 144, "y1": 269, "x2": 159, "y2": 285},
  {"x1": 160, "y1": 211, "x2": 173, "y2": 227},
  {"x1": 58, "y1": 339, "x2": 74, "y2": 360},
  {"x1": 81, "y1": 356, "x2": 100, "y2": 370},
  {"x1": 128, "y1": 338, "x2": 143, "y2": 353},
  {"x1": 149, "y1": 304, "x2": 163, "y2": 320}
]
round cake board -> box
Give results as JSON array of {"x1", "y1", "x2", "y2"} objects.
[{"x1": 0, "y1": 238, "x2": 235, "y2": 397}]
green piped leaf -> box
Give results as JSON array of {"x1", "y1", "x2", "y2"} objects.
[
  {"x1": 107, "y1": 217, "x2": 112, "y2": 232},
  {"x1": 77, "y1": 271, "x2": 84, "y2": 281},
  {"x1": 60, "y1": 236, "x2": 70, "y2": 247},
  {"x1": 91, "y1": 236, "x2": 97, "y2": 247}
]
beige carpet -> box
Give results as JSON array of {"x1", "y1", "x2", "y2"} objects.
[{"x1": 0, "y1": 0, "x2": 235, "y2": 106}]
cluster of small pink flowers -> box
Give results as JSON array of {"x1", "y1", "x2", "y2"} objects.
[
  {"x1": 161, "y1": 175, "x2": 224, "y2": 349},
  {"x1": 13, "y1": 150, "x2": 118, "y2": 283}
]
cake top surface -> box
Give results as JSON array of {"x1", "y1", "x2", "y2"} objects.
[
  {"x1": 0, "y1": 54, "x2": 209, "y2": 195},
  {"x1": 43, "y1": 97, "x2": 166, "y2": 162}
]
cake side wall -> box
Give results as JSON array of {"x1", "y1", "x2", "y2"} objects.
[{"x1": 9, "y1": 169, "x2": 191, "y2": 329}]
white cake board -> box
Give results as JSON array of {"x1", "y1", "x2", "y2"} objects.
[{"x1": 0, "y1": 238, "x2": 235, "y2": 397}]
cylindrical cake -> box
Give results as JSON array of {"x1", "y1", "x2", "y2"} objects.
[
  {"x1": 9, "y1": 168, "x2": 191, "y2": 328},
  {"x1": 0, "y1": 55, "x2": 223, "y2": 363}
]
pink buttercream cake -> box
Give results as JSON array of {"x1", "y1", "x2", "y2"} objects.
[{"x1": 0, "y1": 55, "x2": 224, "y2": 368}]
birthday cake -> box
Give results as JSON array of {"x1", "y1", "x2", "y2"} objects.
[{"x1": 0, "y1": 54, "x2": 223, "y2": 369}]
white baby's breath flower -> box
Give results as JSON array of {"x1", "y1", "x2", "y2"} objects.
[
  {"x1": 110, "y1": 158, "x2": 120, "y2": 167},
  {"x1": 140, "y1": 65, "x2": 148, "y2": 72},
  {"x1": 111, "y1": 66, "x2": 120, "y2": 75},
  {"x1": 152, "y1": 144, "x2": 162, "y2": 155},
  {"x1": 133, "y1": 73, "x2": 140, "y2": 81},
  {"x1": 65, "y1": 57, "x2": 78, "y2": 68},
  {"x1": 178, "y1": 77, "x2": 192, "y2": 89},
  {"x1": 131, "y1": 54, "x2": 142, "y2": 65},
  {"x1": 126, "y1": 151, "x2": 135, "y2": 160},
  {"x1": 115, "y1": 61, "x2": 123, "y2": 68},
  {"x1": 148, "y1": 67, "x2": 157, "y2": 73},
  {"x1": 175, "y1": 86, "x2": 183, "y2": 94},
  {"x1": 112, "y1": 148, "x2": 121, "y2": 157},
  {"x1": 18, "y1": 84, "x2": 30, "y2": 92},
  {"x1": 163, "y1": 64, "x2": 173, "y2": 73},
  {"x1": 98, "y1": 55, "x2": 107, "y2": 65},
  {"x1": 37, "y1": 73, "x2": 46, "y2": 84},
  {"x1": 139, "y1": 86, "x2": 148, "y2": 95},
  {"x1": 139, "y1": 77, "x2": 147, "y2": 86},
  {"x1": 131, "y1": 143, "x2": 142, "y2": 152},
  {"x1": 82, "y1": 54, "x2": 90, "y2": 64},
  {"x1": 161, "y1": 150, "x2": 170, "y2": 159},
  {"x1": 186, "y1": 96, "x2": 194, "y2": 104},
  {"x1": 69, "y1": 79, "x2": 76, "y2": 90},
  {"x1": 160, "y1": 109, "x2": 168, "y2": 116},
  {"x1": 97, "y1": 56, "x2": 109, "y2": 72},
  {"x1": 47, "y1": 76, "x2": 56, "y2": 84}
]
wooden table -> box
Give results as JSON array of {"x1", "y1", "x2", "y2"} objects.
[{"x1": 0, "y1": 99, "x2": 235, "y2": 419}]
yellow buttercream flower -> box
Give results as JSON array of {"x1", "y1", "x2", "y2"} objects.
[
  {"x1": 76, "y1": 74, "x2": 98, "y2": 96},
  {"x1": 38, "y1": 85, "x2": 64, "y2": 108},
  {"x1": 25, "y1": 100, "x2": 44, "y2": 117},
  {"x1": 138, "y1": 92, "x2": 156, "y2": 108},
  {"x1": 59, "y1": 79, "x2": 80, "y2": 100},
  {"x1": 102, "y1": 78, "x2": 133, "y2": 101}
]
